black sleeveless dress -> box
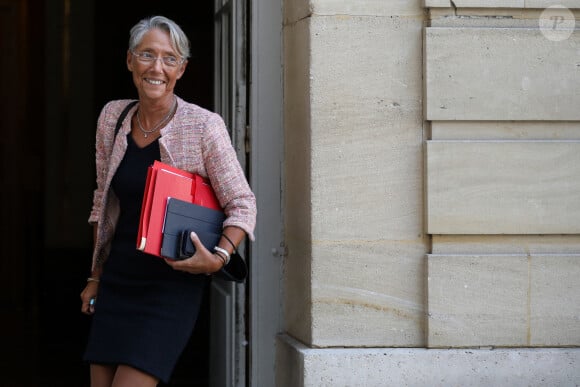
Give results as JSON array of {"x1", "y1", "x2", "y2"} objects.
[{"x1": 83, "y1": 134, "x2": 208, "y2": 383}]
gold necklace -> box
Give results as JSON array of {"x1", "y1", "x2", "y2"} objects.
[{"x1": 136, "y1": 97, "x2": 177, "y2": 138}]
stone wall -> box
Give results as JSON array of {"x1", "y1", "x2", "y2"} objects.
[
  {"x1": 281, "y1": 0, "x2": 580, "y2": 385},
  {"x1": 425, "y1": 2, "x2": 580, "y2": 349}
]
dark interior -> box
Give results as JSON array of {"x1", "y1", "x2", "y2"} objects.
[{"x1": 1, "y1": 1, "x2": 214, "y2": 385}]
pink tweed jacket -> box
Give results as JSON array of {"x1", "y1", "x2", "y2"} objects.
[{"x1": 89, "y1": 96, "x2": 256, "y2": 271}]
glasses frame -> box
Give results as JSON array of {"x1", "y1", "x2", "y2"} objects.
[{"x1": 130, "y1": 50, "x2": 185, "y2": 68}]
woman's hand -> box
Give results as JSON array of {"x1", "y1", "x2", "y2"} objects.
[
  {"x1": 80, "y1": 281, "x2": 99, "y2": 315},
  {"x1": 164, "y1": 231, "x2": 224, "y2": 275}
]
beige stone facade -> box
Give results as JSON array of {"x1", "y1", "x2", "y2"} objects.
[{"x1": 280, "y1": 1, "x2": 580, "y2": 385}]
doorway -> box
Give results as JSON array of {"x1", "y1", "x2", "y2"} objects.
[{"x1": 1, "y1": 1, "x2": 218, "y2": 386}]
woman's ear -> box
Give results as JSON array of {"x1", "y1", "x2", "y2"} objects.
[
  {"x1": 127, "y1": 50, "x2": 134, "y2": 71},
  {"x1": 176, "y1": 60, "x2": 188, "y2": 80}
]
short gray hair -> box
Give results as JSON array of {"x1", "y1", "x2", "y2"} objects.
[{"x1": 129, "y1": 15, "x2": 191, "y2": 59}]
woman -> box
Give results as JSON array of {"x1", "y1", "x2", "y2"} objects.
[{"x1": 79, "y1": 15, "x2": 256, "y2": 387}]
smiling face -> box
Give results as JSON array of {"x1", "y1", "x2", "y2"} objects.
[{"x1": 127, "y1": 28, "x2": 187, "y2": 102}]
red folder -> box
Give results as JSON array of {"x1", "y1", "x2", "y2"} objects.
[{"x1": 136, "y1": 160, "x2": 222, "y2": 257}]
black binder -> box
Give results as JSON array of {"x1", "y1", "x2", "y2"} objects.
[
  {"x1": 161, "y1": 197, "x2": 248, "y2": 282},
  {"x1": 161, "y1": 197, "x2": 226, "y2": 260}
]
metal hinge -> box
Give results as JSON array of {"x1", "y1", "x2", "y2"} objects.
[{"x1": 271, "y1": 243, "x2": 287, "y2": 257}]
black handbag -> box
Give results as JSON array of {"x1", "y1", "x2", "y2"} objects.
[{"x1": 215, "y1": 249, "x2": 248, "y2": 283}]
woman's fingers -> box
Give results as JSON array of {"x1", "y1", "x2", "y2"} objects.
[
  {"x1": 80, "y1": 285, "x2": 98, "y2": 315},
  {"x1": 164, "y1": 232, "x2": 217, "y2": 274}
]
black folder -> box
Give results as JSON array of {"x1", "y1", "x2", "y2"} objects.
[{"x1": 161, "y1": 197, "x2": 226, "y2": 260}]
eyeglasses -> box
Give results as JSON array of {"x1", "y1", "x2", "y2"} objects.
[{"x1": 131, "y1": 50, "x2": 184, "y2": 67}]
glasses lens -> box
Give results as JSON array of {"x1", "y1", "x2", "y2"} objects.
[
  {"x1": 133, "y1": 51, "x2": 180, "y2": 67},
  {"x1": 137, "y1": 52, "x2": 155, "y2": 62},
  {"x1": 163, "y1": 56, "x2": 179, "y2": 67}
]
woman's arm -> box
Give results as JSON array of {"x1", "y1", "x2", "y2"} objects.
[
  {"x1": 201, "y1": 114, "x2": 257, "y2": 239},
  {"x1": 80, "y1": 224, "x2": 101, "y2": 315}
]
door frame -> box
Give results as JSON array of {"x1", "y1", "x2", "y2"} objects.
[
  {"x1": 212, "y1": 1, "x2": 248, "y2": 386},
  {"x1": 248, "y1": 0, "x2": 284, "y2": 386},
  {"x1": 203, "y1": 0, "x2": 286, "y2": 384}
]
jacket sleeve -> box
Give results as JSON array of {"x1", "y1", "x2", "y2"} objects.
[
  {"x1": 88, "y1": 102, "x2": 114, "y2": 224},
  {"x1": 201, "y1": 114, "x2": 257, "y2": 240}
]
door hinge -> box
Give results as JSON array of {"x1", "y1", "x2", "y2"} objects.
[{"x1": 271, "y1": 244, "x2": 287, "y2": 257}]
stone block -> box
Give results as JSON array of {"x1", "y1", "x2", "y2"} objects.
[
  {"x1": 425, "y1": 0, "x2": 451, "y2": 7},
  {"x1": 425, "y1": 28, "x2": 580, "y2": 120},
  {"x1": 428, "y1": 254, "x2": 580, "y2": 347},
  {"x1": 310, "y1": 0, "x2": 424, "y2": 16},
  {"x1": 526, "y1": 0, "x2": 580, "y2": 8},
  {"x1": 426, "y1": 0, "x2": 580, "y2": 8},
  {"x1": 427, "y1": 254, "x2": 529, "y2": 347},
  {"x1": 310, "y1": 240, "x2": 427, "y2": 347},
  {"x1": 277, "y1": 335, "x2": 580, "y2": 387},
  {"x1": 426, "y1": 140, "x2": 580, "y2": 234},
  {"x1": 453, "y1": 0, "x2": 523, "y2": 6},
  {"x1": 431, "y1": 121, "x2": 580, "y2": 141},
  {"x1": 432, "y1": 235, "x2": 580, "y2": 255},
  {"x1": 530, "y1": 255, "x2": 580, "y2": 346},
  {"x1": 309, "y1": 15, "x2": 425, "y2": 241}
]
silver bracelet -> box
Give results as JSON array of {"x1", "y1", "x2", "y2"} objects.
[{"x1": 214, "y1": 246, "x2": 231, "y2": 265}]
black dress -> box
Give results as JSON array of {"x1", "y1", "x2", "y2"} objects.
[{"x1": 84, "y1": 134, "x2": 208, "y2": 383}]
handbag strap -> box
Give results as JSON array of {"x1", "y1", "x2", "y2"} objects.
[{"x1": 114, "y1": 100, "x2": 139, "y2": 136}]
